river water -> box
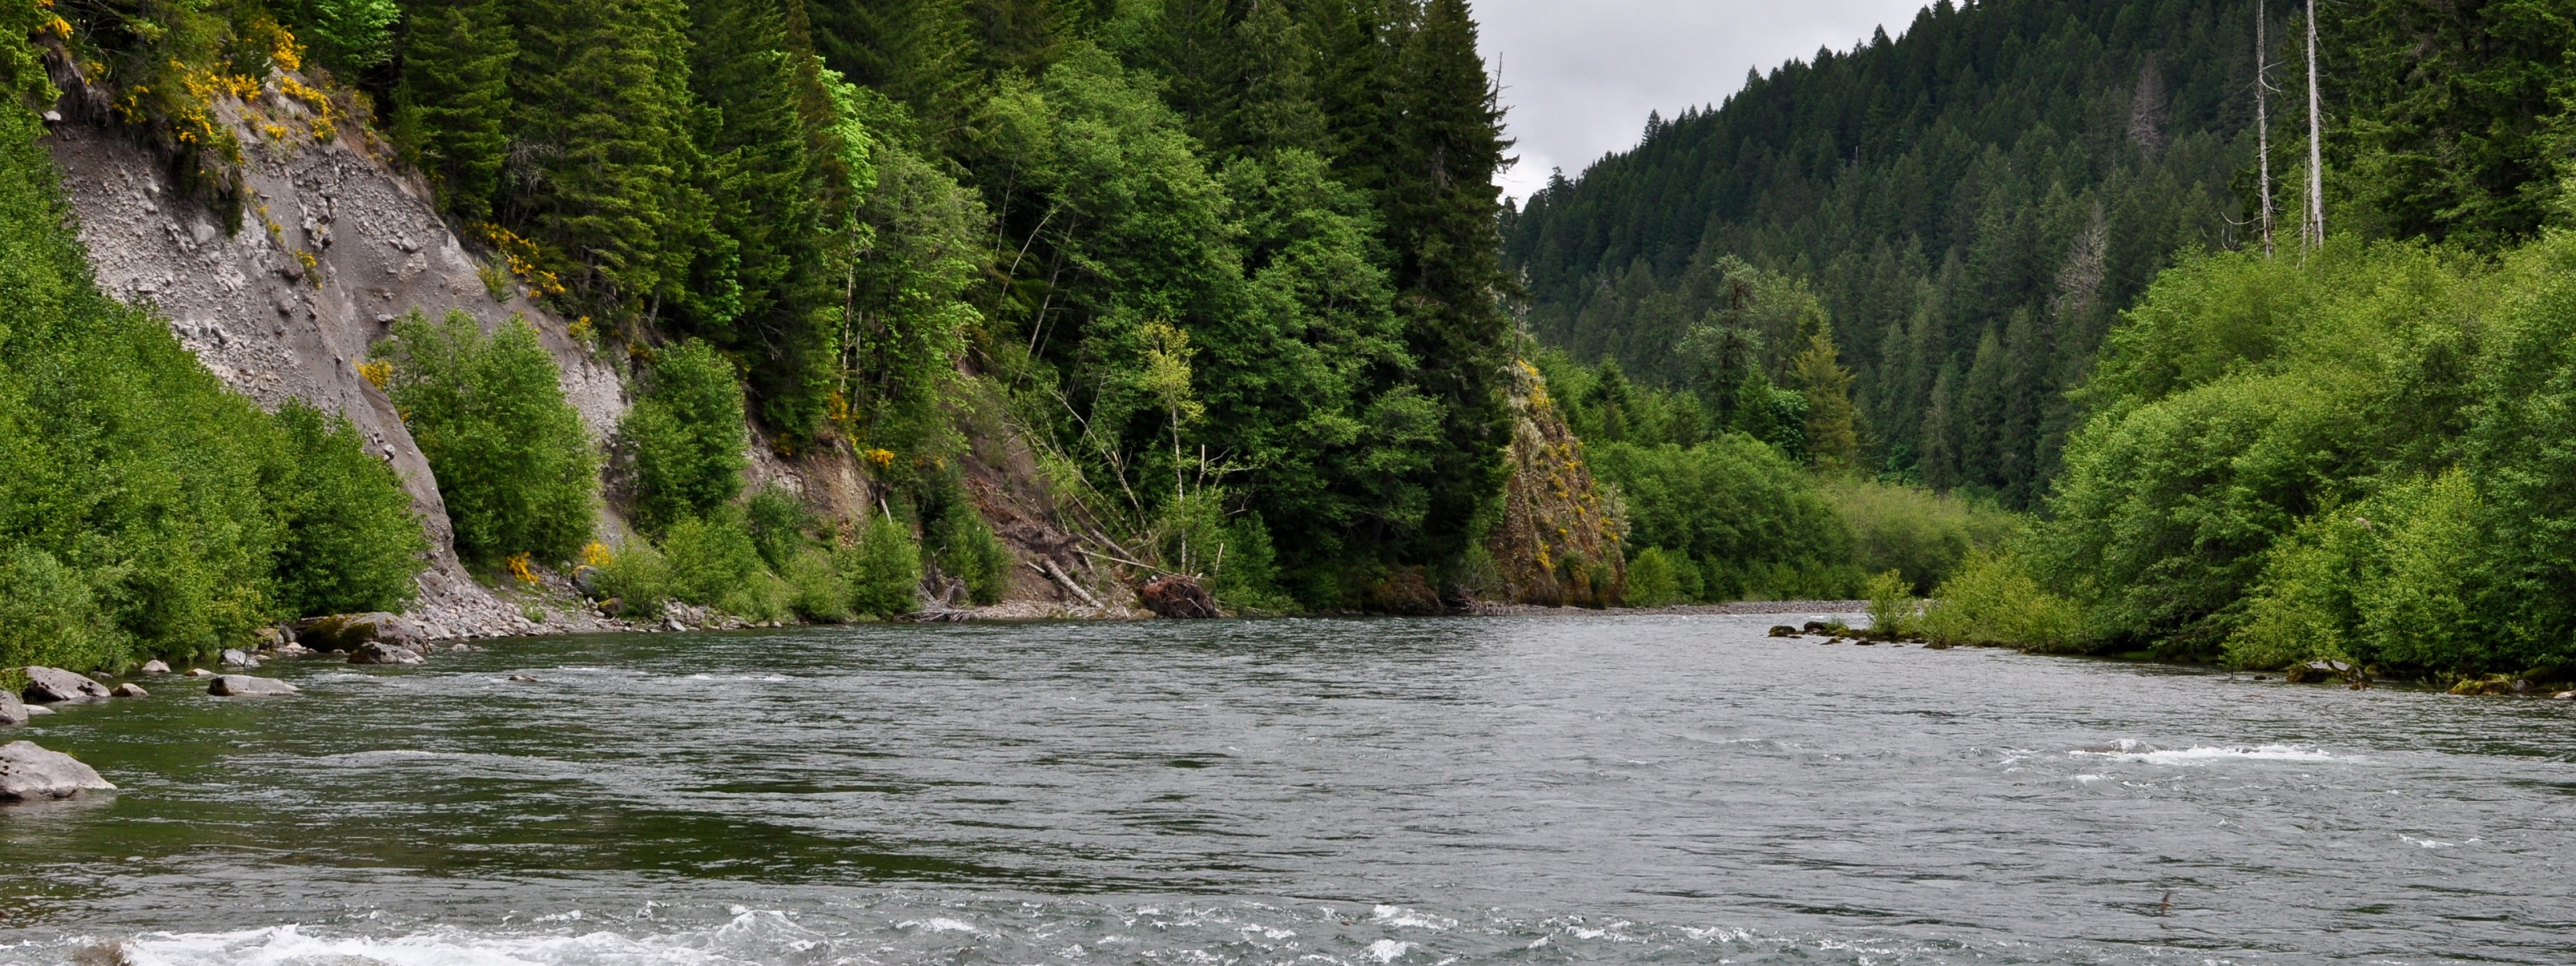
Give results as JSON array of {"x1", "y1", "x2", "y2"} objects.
[{"x1": 2, "y1": 615, "x2": 2572, "y2": 964}]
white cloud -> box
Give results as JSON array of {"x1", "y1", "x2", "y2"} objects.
[{"x1": 1472, "y1": 0, "x2": 1932, "y2": 202}]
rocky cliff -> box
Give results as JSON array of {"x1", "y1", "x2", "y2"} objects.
[{"x1": 42, "y1": 85, "x2": 625, "y2": 639}]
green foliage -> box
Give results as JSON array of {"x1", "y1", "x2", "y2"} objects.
[
  {"x1": 1592, "y1": 438, "x2": 1858, "y2": 601},
  {"x1": 663, "y1": 509, "x2": 765, "y2": 607},
  {"x1": 0, "y1": 547, "x2": 118, "y2": 675},
  {"x1": 744, "y1": 485, "x2": 811, "y2": 572},
  {"x1": 1918, "y1": 551, "x2": 2088, "y2": 653},
  {"x1": 839, "y1": 513, "x2": 922, "y2": 617},
  {"x1": 393, "y1": 0, "x2": 514, "y2": 223},
  {"x1": 267, "y1": 402, "x2": 429, "y2": 617},
  {"x1": 592, "y1": 539, "x2": 672, "y2": 617},
  {"x1": 1864, "y1": 571, "x2": 1915, "y2": 639},
  {"x1": 1622, "y1": 546, "x2": 1685, "y2": 609},
  {"x1": 1826, "y1": 480, "x2": 2022, "y2": 595},
  {"x1": 621, "y1": 340, "x2": 749, "y2": 535},
  {"x1": 782, "y1": 547, "x2": 850, "y2": 622},
  {"x1": 375, "y1": 311, "x2": 599, "y2": 565},
  {"x1": 926, "y1": 498, "x2": 1011, "y2": 605},
  {"x1": 277, "y1": 0, "x2": 400, "y2": 74},
  {"x1": 1508, "y1": 0, "x2": 2259, "y2": 507}
]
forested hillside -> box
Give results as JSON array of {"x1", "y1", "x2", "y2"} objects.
[{"x1": 1505, "y1": 0, "x2": 2264, "y2": 506}]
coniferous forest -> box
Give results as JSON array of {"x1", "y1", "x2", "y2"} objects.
[{"x1": 7, "y1": 0, "x2": 2576, "y2": 691}]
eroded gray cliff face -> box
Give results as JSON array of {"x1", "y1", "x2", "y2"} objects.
[{"x1": 45, "y1": 113, "x2": 628, "y2": 639}]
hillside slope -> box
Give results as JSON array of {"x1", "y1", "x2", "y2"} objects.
[{"x1": 1505, "y1": 0, "x2": 2268, "y2": 506}]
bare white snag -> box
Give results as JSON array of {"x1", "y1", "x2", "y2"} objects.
[
  {"x1": 2305, "y1": 0, "x2": 2325, "y2": 246},
  {"x1": 2257, "y1": 0, "x2": 2275, "y2": 255}
]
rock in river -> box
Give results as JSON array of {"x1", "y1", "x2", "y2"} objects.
[
  {"x1": 296, "y1": 612, "x2": 427, "y2": 653},
  {"x1": 1138, "y1": 575, "x2": 1220, "y2": 618},
  {"x1": 349, "y1": 642, "x2": 426, "y2": 666},
  {"x1": 22, "y1": 667, "x2": 110, "y2": 704},
  {"x1": 110, "y1": 683, "x2": 147, "y2": 699},
  {"x1": 140, "y1": 659, "x2": 171, "y2": 674},
  {"x1": 0, "y1": 691, "x2": 24, "y2": 727},
  {"x1": 0, "y1": 741, "x2": 115, "y2": 801},
  {"x1": 208, "y1": 675, "x2": 298, "y2": 697}
]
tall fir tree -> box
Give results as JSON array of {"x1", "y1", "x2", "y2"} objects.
[
  {"x1": 805, "y1": 0, "x2": 976, "y2": 135},
  {"x1": 391, "y1": 0, "x2": 514, "y2": 224},
  {"x1": 1133, "y1": 0, "x2": 1238, "y2": 147},
  {"x1": 1383, "y1": 0, "x2": 1511, "y2": 571},
  {"x1": 686, "y1": 0, "x2": 840, "y2": 440},
  {"x1": 1226, "y1": 0, "x2": 1327, "y2": 158}
]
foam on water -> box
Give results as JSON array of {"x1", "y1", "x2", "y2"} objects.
[{"x1": 2070, "y1": 739, "x2": 2352, "y2": 765}]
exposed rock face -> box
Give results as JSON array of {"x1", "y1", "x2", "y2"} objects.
[
  {"x1": 1486, "y1": 361, "x2": 1626, "y2": 609},
  {"x1": 208, "y1": 675, "x2": 298, "y2": 696},
  {"x1": 0, "y1": 691, "x2": 24, "y2": 726},
  {"x1": 43, "y1": 105, "x2": 627, "y2": 638},
  {"x1": 298, "y1": 612, "x2": 424, "y2": 652},
  {"x1": 0, "y1": 741, "x2": 115, "y2": 801},
  {"x1": 1138, "y1": 575, "x2": 1220, "y2": 618},
  {"x1": 23, "y1": 667, "x2": 111, "y2": 704}
]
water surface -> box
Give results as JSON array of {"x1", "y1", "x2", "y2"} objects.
[{"x1": 2, "y1": 615, "x2": 2571, "y2": 964}]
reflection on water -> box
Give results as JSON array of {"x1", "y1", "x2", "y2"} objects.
[{"x1": 2, "y1": 615, "x2": 2573, "y2": 964}]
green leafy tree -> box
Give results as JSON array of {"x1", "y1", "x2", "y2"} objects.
[
  {"x1": 267, "y1": 402, "x2": 430, "y2": 617},
  {"x1": 374, "y1": 312, "x2": 600, "y2": 565},
  {"x1": 621, "y1": 340, "x2": 749, "y2": 535},
  {"x1": 279, "y1": 0, "x2": 401, "y2": 74}
]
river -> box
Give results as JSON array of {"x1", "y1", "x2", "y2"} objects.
[{"x1": 2, "y1": 614, "x2": 2571, "y2": 964}]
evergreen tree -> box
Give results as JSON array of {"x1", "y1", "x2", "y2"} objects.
[
  {"x1": 392, "y1": 0, "x2": 514, "y2": 223},
  {"x1": 1382, "y1": 0, "x2": 1510, "y2": 570},
  {"x1": 686, "y1": 0, "x2": 839, "y2": 440},
  {"x1": 805, "y1": 0, "x2": 976, "y2": 132},
  {"x1": 1132, "y1": 0, "x2": 1238, "y2": 145},
  {"x1": 1227, "y1": 0, "x2": 1327, "y2": 158},
  {"x1": 1790, "y1": 329, "x2": 1859, "y2": 473}
]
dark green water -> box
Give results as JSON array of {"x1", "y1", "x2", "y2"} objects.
[{"x1": 2, "y1": 615, "x2": 2573, "y2": 964}]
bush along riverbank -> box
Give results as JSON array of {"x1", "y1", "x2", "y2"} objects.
[{"x1": 1895, "y1": 236, "x2": 2576, "y2": 696}]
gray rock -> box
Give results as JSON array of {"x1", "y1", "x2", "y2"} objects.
[
  {"x1": 0, "y1": 741, "x2": 115, "y2": 801},
  {"x1": 207, "y1": 675, "x2": 297, "y2": 697},
  {"x1": 0, "y1": 691, "x2": 23, "y2": 726},
  {"x1": 110, "y1": 683, "x2": 147, "y2": 699},
  {"x1": 184, "y1": 668, "x2": 213, "y2": 678},
  {"x1": 297, "y1": 613, "x2": 426, "y2": 653},
  {"x1": 2554, "y1": 691, "x2": 2575, "y2": 701},
  {"x1": 139, "y1": 660, "x2": 171, "y2": 675},
  {"x1": 23, "y1": 705, "x2": 51, "y2": 716},
  {"x1": 349, "y1": 642, "x2": 426, "y2": 666},
  {"x1": 23, "y1": 667, "x2": 111, "y2": 704},
  {"x1": 220, "y1": 648, "x2": 259, "y2": 668}
]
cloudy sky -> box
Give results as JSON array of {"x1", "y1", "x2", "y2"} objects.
[{"x1": 1472, "y1": 0, "x2": 1934, "y2": 201}]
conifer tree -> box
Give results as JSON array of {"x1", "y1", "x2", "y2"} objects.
[
  {"x1": 1134, "y1": 0, "x2": 1237, "y2": 145},
  {"x1": 1790, "y1": 329, "x2": 1859, "y2": 473},
  {"x1": 1226, "y1": 0, "x2": 1327, "y2": 158},
  {"x1": 806, "y1": 0, "x2": 976, "y2": 132},
  {"x1": 1383, "y1": 0, "x2": 1511, "y2": 568},
  {"x1": 504, "y1": 0, "x2": 704, "y2": 313},
  {"x1": 687, "y1": 0, "x2": 839, "y2": 438},
  {"x1": 392, "y1": 0, "x2": 514, "y2": 223}
]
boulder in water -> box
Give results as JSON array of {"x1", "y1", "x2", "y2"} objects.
[
  {"x1": 1767, "y1": 625, "x2": 1798, "y2": 638},
  {"x1": 139, "y1": 660, "x2": 170, "y2": 675},
  {"x1": 184, "y1": 668, "x2": 213, "y2": 678},
  {"x1": 296, "y1": 613, "x2": 426, "y2": 653},
  {"x1": 110, "y1": 683, "x2": 147, "y2": 699},
  {"x1": 0, "y1": 741, "x2": 115, "y2": 801},
  {"x1": 208, "y1": 675, "x2": 297, "y2": 697},
  {"x1": 0, "y1": 691, "x2": 24, "y2": 726},
  {"x1": 349, "y1": 642, "x2": 426, "y2": 666},
  {"x1": 220, "y1": 648, "x2": 258, "y2": 668},
  {"x1": 1139, "y1": 575, "x2": 1220, "y2": 618},
  {"x1": 22, "y1": 667, "x2": 110, "y2": 704},
  {"x1": 2553, "y1": 690, "x2": 2575, "y2": 701}
]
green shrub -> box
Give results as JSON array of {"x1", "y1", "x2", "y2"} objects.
[
  {"x1": 840, "y1": 514, "x2": 922, "y2": 618},
  {"x1": 927, "y1": 500, "x2": 1012, "y2": 605},
  {"x1": 744, "y1": 484, "x2": 811, "y2": 571},
  {"x1": 663, "y1": 510, "x2": 765, "y2": 609},
  {"x1": 374, "y1": 311, "x2": 598, "y2": 565},
  {"x1": 0, "y1": 547, "x2": 119, "y2": 673},
  {"x1": 1624, "y1": 546, "x2": 1684, "y2": 608},
  {"x1": 1864, "y1": 570, "x2": 1916, "y2": 638},
  {"x1": 1919, "y1": 551, "x2": 2088, "y2": 652},
  {"x1": 1828, "y1": 480, "x2": 2023, "y2": 594},
  {"x1": 592, "y1": 539, "x2": 672, "y2": 619},
  {"x1": 1592, "y1": 437, "x2": 1859, "y2": 601},
  {"x1": 721, "y1": 572, "x2": 793, "y2": 623},
  {"x1": 621, "y1": 341, "x2": 749, "y2": 535},
  {"x1": 267, "y1": 402, "x2": 429, "y2": 617},
  {"x1": 782, "y1": 548, "x2": 851, "y2": 622}
]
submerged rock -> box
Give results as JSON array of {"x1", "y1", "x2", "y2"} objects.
[
  {"x1": 0, "y1": 691, "x2": 23, "y2": 726},
  {"x1": 208, "y1": 675, "x2": 297, "y2": 697},
  {"x1": 184, "y1": 668, "x2": 213, "y2": 678},
  {"x1": 349, "y1": 642, "x2": 426, "y2": 666},
  {"x1": 1767, "y1": 625, "x2": 1798, "y2": 638},
  {"x1": 22, "y1": 667, "x2": 110, "y2": 704},
  {"x1": 0, "y1": 741, "x2": 115, "y2": 801},
  {"x1": 1138, "y1": 575, "x2": 1220, "y2": 619}
]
